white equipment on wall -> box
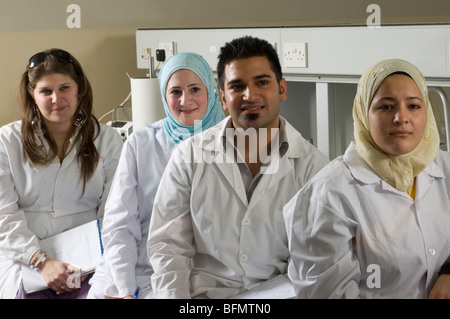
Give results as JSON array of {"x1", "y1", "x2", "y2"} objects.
[
  {"x1": 130, "y1": 76, "x2": 165, "y2": 131},
  {"x1": 130, "y1": 53, "x2": 165, "y2": 132},
  {"x1": 107, "y1": 120, "x2": 133, "y2": 141}
]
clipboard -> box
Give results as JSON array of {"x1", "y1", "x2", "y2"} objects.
[{"x1": 21, "y1": 219, "x2": 103, "y2": 294}]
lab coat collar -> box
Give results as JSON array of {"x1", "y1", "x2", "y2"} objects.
[
  {"x1": 34, "y1": 126, "x2": 81, "y2": 146},
  {"x1": 282, "y1": 118, "x2": 311, "y2": 159},
  {"x1": 344, "y1": 141, "x2": 445, "y2": 197},
  {"x1": 33, "y1": 126, "x2": 86, "y2": 166},
  {"x1": 344, "y1": 141, "x2": 380, "y2": 185},
  {"x1": 192, "y1": 115, "x2": 301, "y2": 207},
  {"x1": 425, "y1": 156, "x2": 445, "y2": 180},
  {"x1": 196, "y1": 115, "x2": 307, "y2": 160}
]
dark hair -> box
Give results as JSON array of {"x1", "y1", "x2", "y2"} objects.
[
  {"x1": 388, "y1": 71, "x2": 412, "y2": 78},
  {"x1": 217, "y1": 36, "x2": 282, "y2": 90},
  {"x1": 19, "y1": 48, "x2": 100, "y2": 195}
]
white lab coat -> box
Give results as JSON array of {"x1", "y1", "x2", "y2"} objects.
[
  {"x1": 88, "y1": 120, "x2": 172, "y2": 298},
  {"x1": 0, "y1": 121, "x2": 123, "y2": 299},
  {"x1": 283, "y1": 141, "x2": 450, "y2": 299},
  {"x1": 148, "y1": 116, "x2": 330, "y2": 299}
]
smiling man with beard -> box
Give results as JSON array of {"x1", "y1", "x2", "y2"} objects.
[{"x1": 147, "y1": 36, "x2": 329, "y2": 299}]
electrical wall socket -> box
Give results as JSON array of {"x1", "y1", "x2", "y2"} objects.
[
  {"x1": 158, "y1": 42, "x2": 175, "y2": 60},
  {"x1": 283, "y1": 42, "x2": 308, "y2": 68},
  {"x1": 141, "y1": 48, "x2": 151, "y2": 59}
]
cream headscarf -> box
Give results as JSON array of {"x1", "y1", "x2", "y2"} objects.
[{"x1": 353, "y1": 59, "x2": 440, "y2": 193}]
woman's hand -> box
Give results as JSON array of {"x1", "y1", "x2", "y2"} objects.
[
  {"x1": 38, "y1": 256, "x2": 84, "y2": 295},
  {"x1": 429, "y1": 274, "x2": 450, "y2": 299}
]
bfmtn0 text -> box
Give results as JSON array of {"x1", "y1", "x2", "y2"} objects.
[{"x1": 179, "y1": 303, "x2": 271, "y2": 316}]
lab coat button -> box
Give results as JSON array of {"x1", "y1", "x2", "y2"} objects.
[
  {"x1": 240, "y1": 254, "x2": 248, "y2": 262},
  {"x1": 242, "y1": 218, "x2": 251, "y2": 226},
  {"x1": 428, "y1": 248, "x2": 436, "y2": 256}
]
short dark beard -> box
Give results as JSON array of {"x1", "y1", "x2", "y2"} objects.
[{"x1": 245, "y1": 113, "x2": 260, "y2": 122}]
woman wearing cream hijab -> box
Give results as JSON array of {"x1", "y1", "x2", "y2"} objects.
[{"x1": 283, "y1": 59, "x2": 450, "y2": 298}]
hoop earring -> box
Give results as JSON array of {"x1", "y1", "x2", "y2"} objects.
[
  {"x1": 74, "y1": 109, "x2": 87, "y2": 127},
  {"x1": 31, "y1": 107, "x2": 46, "y2": 135}
]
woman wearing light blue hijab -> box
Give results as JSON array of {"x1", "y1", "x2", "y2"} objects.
[
  {"x1": 159, "y1": 52, "x2": 225, "y2": 145},
  {"x1": 87, "y1": 52, "x2": 224, "y2": 299}
]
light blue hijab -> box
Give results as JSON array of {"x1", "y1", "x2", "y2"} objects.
[{"x1": 158, "y1": 52, "x2": 225, "y2": 145}]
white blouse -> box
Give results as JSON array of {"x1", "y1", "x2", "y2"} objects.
[{"x1": 0, "y1": 121, "x2": 123, "y2": 298}]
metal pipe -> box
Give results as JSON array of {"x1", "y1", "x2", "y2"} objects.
[{"x1": 428, "y1": 87, "x2": 450, "y2": 151}]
